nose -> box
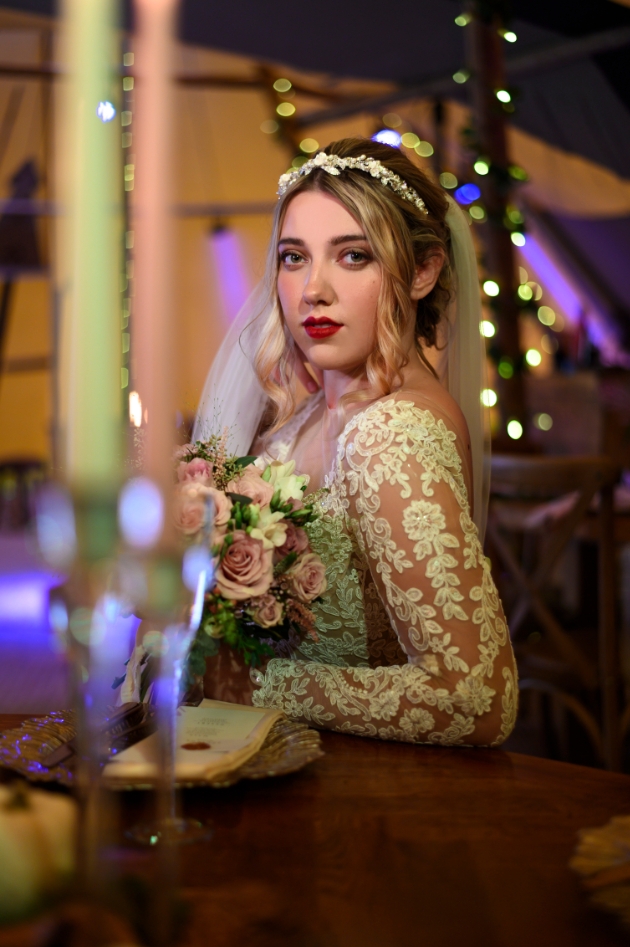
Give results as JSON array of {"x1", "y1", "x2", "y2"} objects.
[{"x1": 302, "y1": 258, "x2": 334, "y2": 308}]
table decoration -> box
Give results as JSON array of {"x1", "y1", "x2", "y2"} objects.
[
  {"x1": 570, "y1": 814, "x2": 630, "y2": 929},
  {"x1": 0, "y1": 708, "x2": 324, "y2": 791},
  {"x1": 0, "y1": 783, "x2": 77, "y2": 926}
]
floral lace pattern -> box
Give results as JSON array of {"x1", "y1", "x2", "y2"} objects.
[{"x1": 253, "y1": 396, "x2": 517, "y2": 746}]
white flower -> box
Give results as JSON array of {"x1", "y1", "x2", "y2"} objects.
[
  {"x1": 249, "y1": 507, "x2": 287, "y2": 550},
  {"x1": 264, "y1": 460, "x2": 309, "y2": 503}
]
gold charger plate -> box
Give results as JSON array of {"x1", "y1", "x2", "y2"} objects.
[{"x1": 0, "y1": 710, "x2": 324, "y2": 789}]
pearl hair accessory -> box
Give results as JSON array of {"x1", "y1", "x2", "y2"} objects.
[{"x1": 277, "y1": 152, "x2": 429, "y2": 216}]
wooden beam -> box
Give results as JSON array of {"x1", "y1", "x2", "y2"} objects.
[{"x1": 293, "y1": 25, "x2": 630, "y2": 129}]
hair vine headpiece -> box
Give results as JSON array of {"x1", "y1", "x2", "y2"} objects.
[{"x1": 277, "y1": 152, "x2": 429, "y2": 216}]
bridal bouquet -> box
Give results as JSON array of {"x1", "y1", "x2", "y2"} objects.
[{"x1": 174, "y1": 432, "x2": 325, "y2": 687}]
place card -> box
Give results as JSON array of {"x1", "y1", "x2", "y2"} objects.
[{"x1": 102, "y1": 700, "x2": 282, "y2": 785}]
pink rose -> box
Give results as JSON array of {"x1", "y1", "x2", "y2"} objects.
[
  {"x1": 174, "y1": 483, "x2": 231, "y2": 536},
  {"x1": 275, "y1": 522, "x2": 310, "y2": 561},
  {"x1": 215, "y1": 530, "x2": 273, "y2": 601},
  {"x1": 206, "y1": 487, "x2": 232, "y2": 528},
  {"x1": 174, "y1": 483, "x2": 212, "y2": 535},
  {"x1": 250, "y1": 593, "x2": 283, "y2": 629},
  {"x1": 177, "y1": 457, "x2": 213, "y2": 484},
  {"x1": 227, "y1": 467, "x2": 275, "y2": 508},
  {"x1": 286, "y1": 552, "x2": 327, "y2": 603}
]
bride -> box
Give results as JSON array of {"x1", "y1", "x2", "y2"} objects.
[{"x1": 196, "y1": 137, "x2": 516, "y2": 746}]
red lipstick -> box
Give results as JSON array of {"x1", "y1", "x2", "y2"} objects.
[{"x1": 303, "y1": 316, "x2": 342, "y2": 339}]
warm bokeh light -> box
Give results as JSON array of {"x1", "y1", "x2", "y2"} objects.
[
  {"x1": 474, "y1": 159, "x2": 490, "y2": 175},
  {"x1": 538, "y1": 305, "x2": 556, "y2": 326},
  {"x1": 481, "y1": 388, "x2": 498, "y2": 407},
  {"x1": 383, "y1": 112, "x2": 402, "y2": 127},
  {"x1": 481, "y1": 320, "x2": 496, "y2": 338},
  {"x1": 483, "y1": 279, "x2": 500, "y2": 297},
  {"x1": 511, "y1": 233, "x2": 526, "y2": 247},
  {"x1": 129, "y1": 391, "x2": 142, "y2": 428},
  {"x1": 276, "y1": 102, "x2": 296, "y2": 117},
  {"x1": 525, "y1": 348, "x2": 542, "y2": 367},
  {"x1": 507, "y1": 419, "x2": 523, "y2": 439},
  {"x1": 300, "y1": 138, "x2": 319, "y2": 153},
  {"x1": 401, "y1": 132, "x2": 420, "y2": 148},
  {"x1": 415, "y1": 141, "x2": 434, "y2": 157},
  {"x1": 439, "y1": 172, "x2": 458, "y2": 189},
  {"x1": 534, "y1": 412, "x2": 553, "y2": 431},
  {"x1": 273, "y1": 78, "x2": 292, "y2": 93}
]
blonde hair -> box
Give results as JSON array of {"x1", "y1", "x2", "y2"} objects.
[{"x1": 254, "y1": 137, "x2": 452, "y2": 434}]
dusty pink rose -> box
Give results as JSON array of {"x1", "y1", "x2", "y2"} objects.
[
  {"x1": 177, "y1": 457, "x2": 213, "y2": 484},
  {"x1": 275, "y1": 522, "x2": 309, "y2": 561},
  {"x1": 227, "y1": 467, "x2": 275, "y2": 508},
  {"x1": 250, "y1": 593, "x2": 283, "y2": 629},
  {"x1": 174, "y1": 483, "x2": 212, "y2": 535},
  {"x1": 286, "y1": 552, "x2": 327, "y2": 603},
  {"x1": 206, "y1": 486, "x2": 232, "y2": 528},
  {"x1": 215, "y1": 530, "x2": 273, "y2": 601}
]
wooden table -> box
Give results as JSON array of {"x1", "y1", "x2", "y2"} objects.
[{"x1": 1, "y1": 717, "x2": 630, "y2": 947}]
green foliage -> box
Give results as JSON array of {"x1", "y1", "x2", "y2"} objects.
[
  {"x1": 274, "y1": 551, "x2": 298, "y2": 576},
  {"x1": 233, "y1": 455, "x2": 257, "y2": 469}
]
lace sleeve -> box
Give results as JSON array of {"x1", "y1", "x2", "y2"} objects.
[{"x1": 252, "y1": 399, "x2": 517, "y2": 746}]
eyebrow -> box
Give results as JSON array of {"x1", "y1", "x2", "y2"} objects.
[{"x1": 278, "y1": 233, "x2": 369, "y2": 247}]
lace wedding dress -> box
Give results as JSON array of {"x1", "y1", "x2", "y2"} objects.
[{"x1": 250, "y1": 389, "x2": 518, "y2": 746}]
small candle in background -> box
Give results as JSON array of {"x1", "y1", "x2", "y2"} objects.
[
  {"x1": 132, "y1": 0, "x2": 178, "y2": 539},
  {"x1": 57, "y1": 0, "x2": 122, "y2": 493}
]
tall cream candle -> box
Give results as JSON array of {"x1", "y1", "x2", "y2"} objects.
[
  {"x1": 58, "y1": 0, "x2": 121, "y2": 490},
  {"x1": 132, "y1": 0, "x2": 177, "y2": 515}
]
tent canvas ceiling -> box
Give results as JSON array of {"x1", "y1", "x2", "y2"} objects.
[{"x1": 1, "y1": 0, "x2": 630, "y2": 178}]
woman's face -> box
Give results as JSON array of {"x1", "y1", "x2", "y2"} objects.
[{"x1": 277, "y1": 190, "x2": 382, "y2": 376}]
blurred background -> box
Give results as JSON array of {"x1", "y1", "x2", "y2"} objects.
[{"x1": 1, "y1": 0, "x2": 630, "y2": 768}]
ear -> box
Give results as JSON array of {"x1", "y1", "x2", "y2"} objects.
[{"x1": 410, "y1": 251, "x2": 445, "y2": 301}]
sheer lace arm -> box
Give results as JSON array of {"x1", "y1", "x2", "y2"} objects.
[{"x1": 252, "y1": 398, "x2": 517, "y2": 746}]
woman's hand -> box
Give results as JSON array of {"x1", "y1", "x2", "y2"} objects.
[{"x1": 203, "y1": 642, "x2": 268, "y2": 706}]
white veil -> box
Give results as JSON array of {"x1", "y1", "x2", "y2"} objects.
[{"x1": 193, "y1": 196, "x2": 489, "y2": 539}]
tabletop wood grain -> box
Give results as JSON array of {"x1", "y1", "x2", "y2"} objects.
[{"x1": 2, "y1": 716, "x2": 629, "y2": 947}]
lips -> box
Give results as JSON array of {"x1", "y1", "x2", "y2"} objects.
[{"x1": 303, "y1": 317, "x2": 342, "y2": 339}]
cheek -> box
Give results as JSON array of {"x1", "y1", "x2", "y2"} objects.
[
  {"x1": 277, "y1": 272, "x2": 297, "y2": 313},
  {"x1": 344, "y1": 272, "x2": 381, "y2": 332}
]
